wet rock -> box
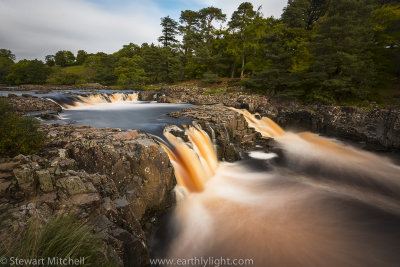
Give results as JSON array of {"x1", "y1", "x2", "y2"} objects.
[
  {"x1": 138, "y1": 90, "x2": 157, "y2": 101},
  {"x1": 176, "y1": 104, "x2": 269, "y2": 161},
  {"x1": 159, "y1": 85, "x2": 400, "y2": 151}
]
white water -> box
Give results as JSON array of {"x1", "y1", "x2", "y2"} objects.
[{"x1": 154, "y1": 110, "x2": 400, "y2": 267}]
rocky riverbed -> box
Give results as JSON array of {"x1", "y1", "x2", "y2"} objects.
[
  {"x1": 0, "y1": 83, "x2": 109, "y2": 92},
  {"x1": 168, "y1": 104, "x2": 269, "y2": 161},
  {"x1": 140, "y1": 86, "x2": 400, "y2": 152},
  {"x1": 1, "y1": 93, "x2": 62, "y2": 117},
  {"x1": 1, "y1": 84, "x2": 399, "y2": 266},
  {"x1": 0, "y1": 124, "x2": 175, "y2": 266}
]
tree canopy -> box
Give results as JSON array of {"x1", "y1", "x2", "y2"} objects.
[{"x1": 1, "y1": 1, "x2": 399, "y2": 104}]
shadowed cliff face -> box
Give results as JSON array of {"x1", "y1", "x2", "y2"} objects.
[{"x1": 154, "y1": 111, "x2": 400, "y2": 267}]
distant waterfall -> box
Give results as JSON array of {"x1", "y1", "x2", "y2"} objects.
[{"x1": 51, "y1": 92, "x2": 139, "y2": 109}]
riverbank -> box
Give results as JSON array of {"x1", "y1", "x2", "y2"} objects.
[
  {"x1": 0, "y1": 124, "x2": 175, "y2": 266},
  {"x1": 0, "y1": 83, "x2": 109, "y2": 92},
  {"x1": 1, "y1": 84, "x2": 399, "y2": 266},
  {"x1": 140, "y1": 84, "x2": 400, "y2": 152},
  {"x1": 3, "y1": 83, "x2": 400, "y2": 151}
]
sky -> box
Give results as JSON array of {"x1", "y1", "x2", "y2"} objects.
[{"x1": 0, "y1": 0, "x2": 287, "y2": 61}]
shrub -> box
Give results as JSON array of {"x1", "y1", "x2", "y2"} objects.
[
  {"x1": 0, "y1": 98, "x2": 44, "y2": 156},
  {"x1": 46, "y1": 68, "x2": 82, "y2": 85},
  {"x1": 0, "y1": 214, "x2": 117, "y2": 267}
]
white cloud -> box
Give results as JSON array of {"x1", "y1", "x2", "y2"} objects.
[{"x1": 0, "y1": 0, "x2": 164, "y2": 60}]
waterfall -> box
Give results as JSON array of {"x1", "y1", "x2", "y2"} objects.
[
  {"x1": 55, "y1": 92, "x2": 139, "y2": 109},
  {"x1": 156, "y1": 109, "x2": 400, "y2": 266}
]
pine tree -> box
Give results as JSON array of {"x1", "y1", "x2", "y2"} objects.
[
  {"x1": 309, "y1": 0, "x2": 377, "y2": 102},
  {"x1": 158, "y1": 16, "x2": 179, "y2": 48},
  {"x1": 228, "y1": 2, "x2": 259, "y2": 78}
]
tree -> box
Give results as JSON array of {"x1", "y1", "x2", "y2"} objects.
[
  {"x1": 243, "y1": 21, "x2": 295, "y2": 93},
  {"x1": 114, "y1": 43, "x2": 140, "y2": 58},
  {"x1": 45, "y1": 55, "x2": 55, "y2": 66},
  {"x1": 114, "y1": 56, "x2": 148, "y2": 87},
  {"x1": 228, "y1": 2, "x2": 260, "y2": 78},
  {"x1": 7, "y1": 60, "x2": 50, "y2": 85},
  {"x1": 309, "y1": 0, "x2": 377, "y2": 102},
  {"x1": 179, "y1": 10, "x2": 201, "y2": 79},
  {"x1": 76, "y1": 50, "x2": 88, "y2": 65},
  {"x1": 84, "y1": 53, "x2": 117, "y2": 85},
  {"x1": 198, "y1": 7, "x2": 226, "y2": 72},
  {"x1": 282, "y1": 0, "x2": 328, "y2": 30},
  {"x1": 54, "y1": 50, "x2": 75, "y2": 66},
  {"x1": 141, "y1": 43, "x2": 166, "y2": 83},
  {"x1": 371, "y1": 3, "x2": 400, "y2": 80},
  {"x1": 158, "y1": 16, "x2": 180, "y2": 82},
  {"x1": 0, "y1": 49, "x2": 16, "y2": 62},
  {"x1": 158, "y1": 16, "x2": 179, "y2": 48}
]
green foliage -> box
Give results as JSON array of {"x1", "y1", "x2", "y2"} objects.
[
  {"x1": 158, "y1": 16, "x2": 179, "y2": 48},
  {"x1": 83, "y1": 53, "x2": 117, "y2": 85},
  {"x1": 308, "y1": 0, "x2": 377, "y2": 102},
  {"x1": 0, "y1": 57, "x2": 14, "y2": 84},
  {"x1": 45, "y1": 55, "x2": 55, "y2": 67},
  {"x1": 114, "y1": 56, "x2": 148, "y2": 88},
  {"x1": 282, "y1": 0, "x2": 328, "y2": 30},
  {"x1": 47, "y1": 67, "x2": 82, "y2": 85},
  {"x1": 0, "y1": 214, "x2": 117, "y2": 267},
  {"x1": 76, "y1": 50, "x2": 88, "y2": 65},
  {"x1": 0, "y1": 99, "x2": 44, "y2": 156},
  {"x1": 371, "y1": 3, "x2": 400, "y2": 80},
  {"x1": 6, "y1": 59, "x2": 50, "y2": 85},
  {"x1": 0, "y1": 49, "x2": 16, "y2": 61},
  {"x1": 1, "y1": 1, "x2": 399, "y2": 104},
  {"x1": 54, "y1": 50, "x2": 75, "y2": 67}
]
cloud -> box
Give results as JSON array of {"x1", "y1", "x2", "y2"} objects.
[
  {"x1": 0, "y1": 0, "x2": 164, "y2": 60},
  {"x1": 0, "y1": 0, "x2": 287, "y2": 61}
]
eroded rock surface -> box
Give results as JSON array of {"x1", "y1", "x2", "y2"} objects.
[
  {"x1": 140, "y1": 86, "x2": 400, "y2": 151},
  {"x1": 0, "y1": 124, "x2": 175, "y2": 266},
  {"x1": 168, "y1": 104, "x2": 270, "y2": 161},
  {"x1": 1, "y1": 94, "x2": 62, "y2": 113}
]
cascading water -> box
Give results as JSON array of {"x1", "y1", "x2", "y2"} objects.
[
  {"x1": 154, "y1": 109, "x2": 400, "y2": 266},
  {"x1": 47, "y1": 91, "x2": 193, "y2": 137},
  {"x1": 58, "y1": 92, "x2": 139, "y2": 109}
]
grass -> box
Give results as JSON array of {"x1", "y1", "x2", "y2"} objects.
[
  {"x1": 0, "y1": 214, "x2": 118, "y2": 267},
  {"x1": 62, "y1": 65, "x2": 86, "y2": 75}
]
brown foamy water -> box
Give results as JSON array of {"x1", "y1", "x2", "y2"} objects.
[{"x1": 153, "y1": 109, "x2": 400, "y2": 267}]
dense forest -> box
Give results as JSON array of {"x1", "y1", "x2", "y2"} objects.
[{"x1": 0, "y1": 0, "x2": 399, "y2": 104}]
